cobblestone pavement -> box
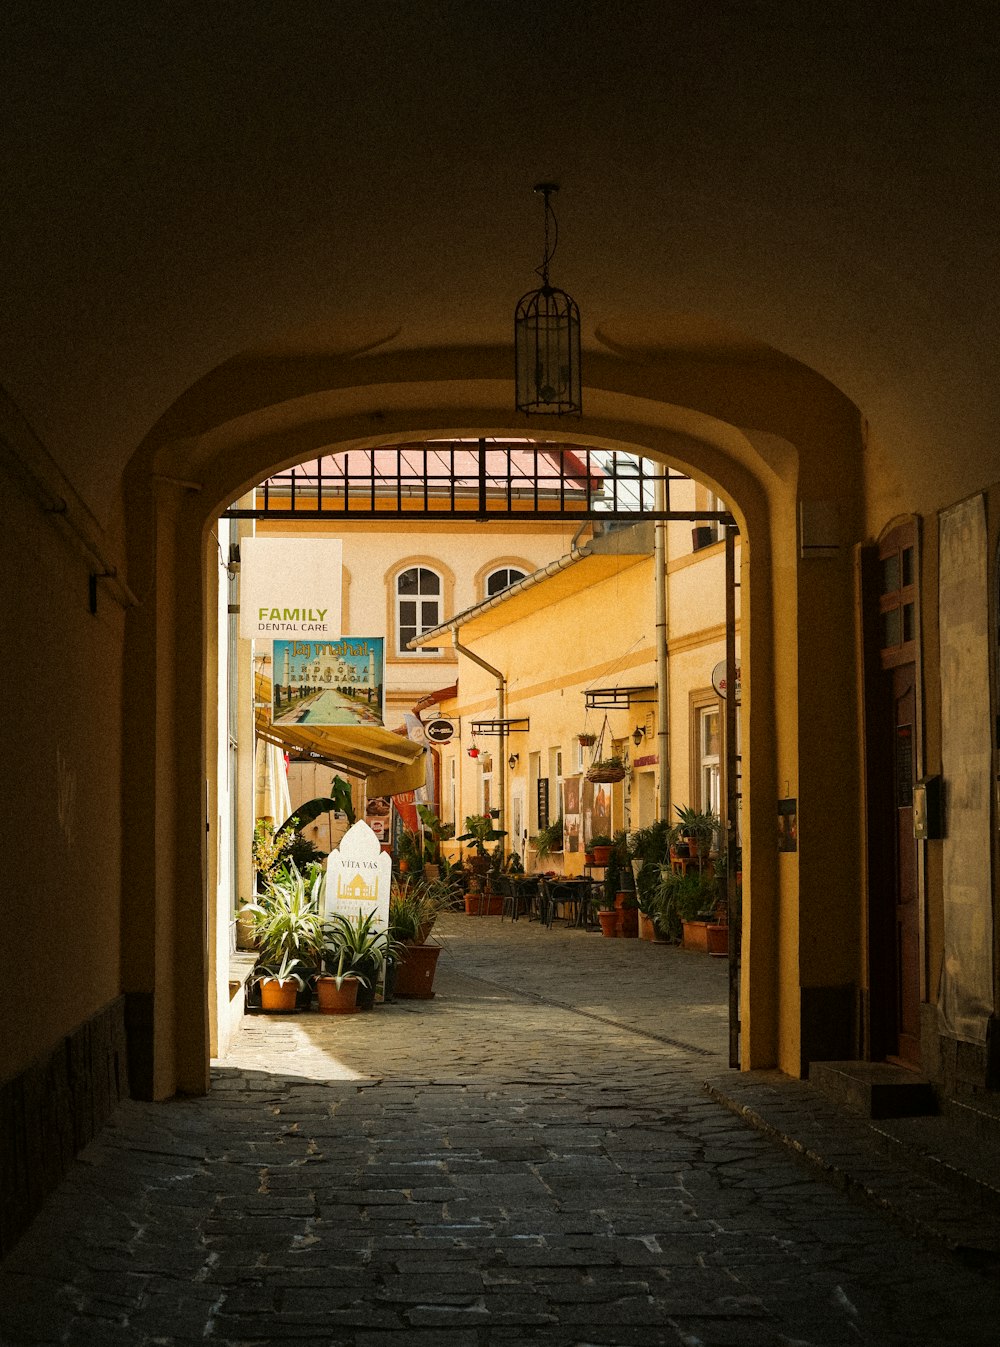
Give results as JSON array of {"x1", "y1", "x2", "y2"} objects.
[{"x1": 2, "y1": 915, "x2": 998, "y2": 1345}]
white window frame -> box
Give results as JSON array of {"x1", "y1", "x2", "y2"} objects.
[
  {"x1": 485, "y1": 566, "x2": 528, "y2": 598},
  {"x1": 699, "y1": 704, "x2": 722, "y2": 817},
  {"x1": 395, "y1": 565, "x2": 443, "y2": 657}
]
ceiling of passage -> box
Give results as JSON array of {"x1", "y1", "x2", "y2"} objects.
[{"x1": 2, "y1": 3, "x2": 997, "y2": 517}]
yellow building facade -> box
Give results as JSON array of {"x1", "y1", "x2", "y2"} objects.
[{"x1": 432, "y1": 522, "x2": 740, "y2": 876}]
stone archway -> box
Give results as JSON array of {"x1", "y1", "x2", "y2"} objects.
[{"x1": 121, "y1": 345, "x2": 865, "y2": 1098}]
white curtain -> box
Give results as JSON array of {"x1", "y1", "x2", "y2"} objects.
[{"x1": 254, "y1": 738, "x2": 292, "y2": 825}]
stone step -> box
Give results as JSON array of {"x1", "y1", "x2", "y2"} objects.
[
  {"x1": 944, "y1": 1090, "x2": 1000, "y2": 1144},
  {"x1": 808, "y1": 1060, "x2": 937, "y2": 1119},
  {"x1": 874, "y1": 1111, "x2": 1000, "y2": 1217}
]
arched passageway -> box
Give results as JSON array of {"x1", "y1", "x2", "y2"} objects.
[{"x1": 121, "y1": 339, "x2": 867, "y2": 1099}]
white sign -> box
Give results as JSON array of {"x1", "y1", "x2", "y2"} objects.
[
  {"x1": 325, "y1": 820, "x2": 392, "y2": 994},
  {"x1": 712, "y1": 660, "x2": 742, "y2": 701},
  {"x1": 240, "y1": 537, "x2": 343, "y2": 640}
]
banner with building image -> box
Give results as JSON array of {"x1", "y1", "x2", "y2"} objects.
[{"x1": 272, "y1": 637, "x2": 384, "y2": 727}]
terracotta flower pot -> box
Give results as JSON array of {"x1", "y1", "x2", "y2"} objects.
[
  {"x1": 315, "y1": 975, "x2": 360, "y2": 1014},
  {"x1": 592, "y1": 845, "x2": 612, "y2": 866},
  {"x1": 260, "y1": 978, "x2": 299, "y2": 1012},
  {"x1": 681, "y1": 919, "x2": 711, "y2": 952},
  {"x1": 394, "y1": 943, "x2": 441, "y2": 998},
  {"x1": 706, "y1": 922, "x2": 729, "y2": 956},
  {"x1": 597, "y1": 909, "x2": 619, "y2": 937},
  {"x1": 618, "y1": 907, "x2": 639, "y2": 938},
  {"x1": 638, "y1": 912, "x2": 656, "y2": 941}
]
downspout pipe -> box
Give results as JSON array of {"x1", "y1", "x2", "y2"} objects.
[{"x1": 451, "y1": 628, "x2": 507, "y2": 847}]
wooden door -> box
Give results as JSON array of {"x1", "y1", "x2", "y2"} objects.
[
  {"x1": 891, "y1": 666, "x2": 921, "y2": 1063},
  {"x1": 863, "y1": 522, "x2": 922, "y2": 1065}
]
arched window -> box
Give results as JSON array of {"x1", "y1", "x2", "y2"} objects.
[
  {"x1": 396, "y1": 566, "x2": 442, "y2": 655},
  {"x1": 486, "y1": 566, "x2": 527, "y2": 597}
]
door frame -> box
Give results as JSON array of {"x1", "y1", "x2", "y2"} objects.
[{"x1": 861, "y1": 516, "x2": 925, "y2": 1062}]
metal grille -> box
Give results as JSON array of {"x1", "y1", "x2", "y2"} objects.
[{"x1": 222, "y1": 439, "x2": 737, "y2": 524}]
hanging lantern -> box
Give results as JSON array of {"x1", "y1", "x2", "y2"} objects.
[{"x1": 514, "y1": 183, "x2": 582, "y2": 416}]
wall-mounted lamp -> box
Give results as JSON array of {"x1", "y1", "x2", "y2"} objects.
[
  {"x1": 508, "y1": 752, "x2": 519, "y2": 770},
  {"x1": 632, "y1": 726, "x2": 646, "y2": 747}
]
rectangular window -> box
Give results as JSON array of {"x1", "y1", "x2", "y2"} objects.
[
  {"x1": 480, "y1": 752, "x2": 494, "y2": 816},
  {"x1": 548, "y1": 747, "x2": 563, "y2": 822},
  {"x1": 396, "y1": 566, "x2": 441, "y2": 656},
  {"x1": 696, "y1": 702, "x2": 721, "y2": 816}
]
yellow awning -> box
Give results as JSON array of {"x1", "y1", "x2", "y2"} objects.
[{"x1": 254, "y1": 700, "x2": 427, "y2": 798}]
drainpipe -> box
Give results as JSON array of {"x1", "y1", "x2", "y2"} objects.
[
  {"x1": 451, "y1": 629, "x2": 507, "y2": 845},
  {"x1": 655, "y1": 472, "x2": 670, "y2": 819}
]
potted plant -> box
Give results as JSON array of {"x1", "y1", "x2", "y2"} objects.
[
  {"x1": 629, "y1": 820, "x2": 671, "y2": 939},
  {"x1": 319, "y1": 910, "x2": 394, "y2": 1012},
  {"x1": 397, "y1": 827, "x2": 423, "y2": 875},
  {"x1": 577, "y1": 731, "x2": 597, "y2": 748},
  {"x1": 416, "y1": 803, "x2": 454, "y2": 880},
  {"x1": 389, "y1": 879, "x2": 445, "y2": 997},
  {"x1": 242, "y1": 863, "x2": 326, "y2": 1009},
  {"x1": 669, "y1": 804, "x2": 720, "y2": 860},
  {"x1": 252, "y1": 951, "x2": 308, "y2": 1012},
  {"x1": 596, "y1": 888, "x2": 619, "y2": 937},
  {"x1": 609, "y1": 830, "x2": 639, "y2": 937},
  {"x1": 458, "y1": 814, "x2": 507, "y2": 879},
  {"x1": 530, "y1": 815, "x2": 564, "y2": 866},
  {"x1": 587, "y1": 754, "x2": 627, "y2": 783},
  {"x1": 458, "y1": 813, "x2": 508, "y2": 908},
  {"x1": 316, "y1": 911, "x2": 368, "y2": 1013},
  {"x1": 589, "y1": 833, "x2": 613, "y2": 866},
  {"x1": 671, "y1": 869, "x2": 721, "y2": 951},
  {"x1": 251, "y1": 817, "x2": 296, "y2": 894}
]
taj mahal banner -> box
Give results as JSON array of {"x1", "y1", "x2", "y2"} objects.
[{"x1": 271, "y1": 637, "x2": 385, "y2": 727}]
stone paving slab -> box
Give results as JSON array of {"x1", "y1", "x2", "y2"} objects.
[
  {"x1": 2, "y1": 914, "x2": 999, "y2": 1345},
  {"x1": 704, "y1": 1069, "x2": 1000, "y2": 1268}
]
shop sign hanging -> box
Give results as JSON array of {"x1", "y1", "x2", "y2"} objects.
[{"x1": 240, "y1": 537, "x2": 343, "y2": 640}]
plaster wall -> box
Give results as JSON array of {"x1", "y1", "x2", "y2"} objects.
[{"x1": 0, "y1": 451, "x2": 124, "y2": 1086}]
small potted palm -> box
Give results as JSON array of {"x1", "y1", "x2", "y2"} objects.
[
  {"x1": 252, "y1": 951, "x2": 308, "y2": 1012},
  {"x1": 318, "y1": 910, "x2": 392, "y2": 1012},
  {"x1": 668, "y1": 804, "x2": 719, "y2": 861},
  {"x1": 243, "y1": 863, "x2": 326, "y2": 1011}
]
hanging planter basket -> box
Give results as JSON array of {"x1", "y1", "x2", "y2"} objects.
[
  {"x1": 587, "y1": 761, "x2": 627, "y2": 783},
  {"x1": 577, "y1": 732, "x2": 597, "y2": 747},
  {"x1": 584, "y1": 713, "x2": 627, "y2": 782}
]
